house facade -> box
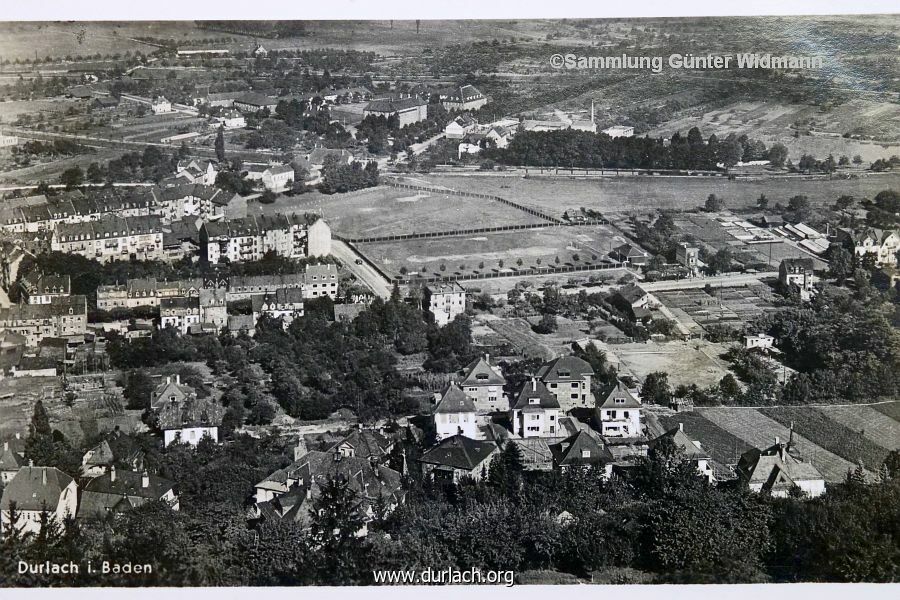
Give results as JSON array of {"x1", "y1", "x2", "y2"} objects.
[
  {"x1": 595, "y1": 380, "x2": 642, "y2": 438},
  {"x1": 419, "y1": 435, "x2": 498, "y2": 483},
  {"x1": 737, "y1": 438, "x2": 825, "y2": 498},
  {"x1": 159, "y1": 296, "x2": 201, "y2": 334},
  {"x1": 52, "y1": 215, "x2": 165, "y2": 263},
  {"x1": 201, "y1": 215, "x2": 330, "y2": 264},
  {"x1": 0, "y1": 466, "x2": 78, "y2": 536},
  {"x1": 510, "y1": 378, "x2": 561, "y2": 438},
  {"x1": 0, "y1": 295, "x2": 88, "y2": 347},
  {"x1": 433, "y1": 383, "x2": 478, "y2": 440},
  {"x1": 77, "y1": 467, "x2": 178, "y2": 519},
  {"x1": 251, "y1": 288, "x2": 305, "y2": 329},
  {"x1": 158, "y1": 396, "x2": 224, "y2": 447},
  {"x1": 458, "y1": 355, "x2": 506, "y2": 413},
  {"x1": 363, "y1": 98, "x2": 428, "y2": 127},
  {"x1": 537, "y1": 355, "x2": 594, "y2": 411},
  {"x1": 441, "y1": 85, "x2": 488, "y2": 111},
  {"x1": 423, "y1": 282, "x2": 466, "y2": 327},
  {"x1": 19, "y1": 272, "x2": 70, "y2": 305}
]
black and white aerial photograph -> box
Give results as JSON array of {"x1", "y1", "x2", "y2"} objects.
[{"x1": 0, "y1": 0, "x2": 899, "y2": 592}]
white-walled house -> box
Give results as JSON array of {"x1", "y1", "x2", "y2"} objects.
[
  {"x1": 0, "y1": 465, "x2": 78, "y2": 536},
  {"x1": 433, "y1": 383, "x2": 478, "y2": 440},
  {"x1": 158, "y1": 396, "x2": 224, "y2": 447},
  {"x1": 510, "y1": 378, "x2": 561, "y2": 438},
  {"x1": 737, "y1": 438, "x2": 826, "y2": 498},
  {"x1": 423, "y1": 282, "x2": 466, "y2": 327},
  {"x1": 595, "y1": 380, "x2": 643, "y2": 438},
  {"x1": 152, "y1": 96, "x2": 174, "y2": 114},
  {"x1": 745, "y1": 333, "x2": 775, "y2": 350}
]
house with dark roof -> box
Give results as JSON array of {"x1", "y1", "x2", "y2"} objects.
[
  {"x1": 537, "y1": 355, "x2": 594, "y2": 411},
  {"x1": 441, "y1": 85, "x2": 488, "y2": 112},
  {"x1": 233, "y1": 92, "x2": 278, "y2": 113},
  {"x1": 77, "y1": 466, "x2": 178, "y2": 520},
  {"x1": 157, "y1": 396, "x2": 224, "y2": 447},
  {"x1": 329, "y1": 429, "x2": 394, "y2": 461},
  {"x1": 611, "y1": 242, "x2": 649, "y2": 266},
  {"x1": 595, "y1": 380, "x2": 643, "y2": 438},
  {"x1": 81, "y1": 440, "x2": 115, "y2": 478},
  {"x1": 252, "y1": 445, "x2": 404, "y2": 534},
  {"x1": 649, "y1": 423, "x2": 714, "y2": 483},
  {"x1": 549, "y1": 430, "x2": 614, "y2": 474},
  {"x1": 433, "y1": 383, "x2": 478, "y2": 440},
  {"x1": 778, "y1": 258, "x2": 817, "y2": 300},
  {"x1": 458, "y1": 354, "x2": 507, "y2": 413},
  {"x1": 363, "y1": 97, "x2": 428, "y2": 127},
  {"x1": 0, "y1": 435, "x2": 26, "y2": 483},
  {"x1": 19, "y1": 272, "x2": 70, "y2": 305},
  {"x1": 510, "y1": 378, "x2": 560, "y2": 438},
  {"x1": 419, "y1": 434, "x2": 499, "y2": 483},
  {"x1": 0, "y1": 465, "x2": 78, "y2": 535},
  {"x1": 736, "y1": 437, "x2": 825, "y2": 498}
]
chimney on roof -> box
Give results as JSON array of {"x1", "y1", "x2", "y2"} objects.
[
  {"x1": 678, "y1": 422, "x2": 684, "y2": 432},
  {"x1": 42, "y1": 468, "x2": 47, "y2": 486},
  {"x1": 110, "y1": 465, "x2": 116, "y2": 482},
  {"x1": 175, "y1": 374, "x2": 180, "y2": 384},
  {"x1": 532, "y1": 378, "x2": 537, "y2": 392},
  {"x1": 28, "y1": 459, "x2": 33, "y2": 467},
  {"x1": 774, "y1": 436, "x2": 780, "y2": 446},
  {"x1": 142, "y1": 470, "x2": 150, "y2": 489},
  {"x1": 166, "y1": 376, "x2": 170, "y2": 385},
  {"x1": 15, "y1": 432, "x2": 21, "y2": 440},
  {"x1": 3, "y1": 441, "x2": 7, "y2": 452},
  {"x1": 485, "y1": 353, "x2": 489, "y2": 364}
]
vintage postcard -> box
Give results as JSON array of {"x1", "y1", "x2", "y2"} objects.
[{"x1": 0, "y1": 4, "x2": 898, "y2": 591}]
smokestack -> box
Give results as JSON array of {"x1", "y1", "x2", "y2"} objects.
[
  {"x1": 110, "y1": 465, "x2": 116, "y2": 482},
  {"x1": 142, "y1": 470, "x2": 150, "y2": 489}
]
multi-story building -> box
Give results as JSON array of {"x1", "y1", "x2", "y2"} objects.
[
  {"x1": 458, "y1": 354, "x2": 506, "y2": 414},
  {"x1": 77, "y1": 467, "x2": 179, "y2": 519},
  {"x1": 261, "y1": 165, "x2": 294, "y2": 192},
  {"x1": 837, "y1": 227, "x2": 900, "y2": 266},
  {"x1": 676, "y1": 242, "x2": 700, "y2": 273},
  {"x1": 537, "y1": 355, "x2": 594, "y2": 411},
  {"x1": 152, "y1": 184, "x2": 225, "y2": 223},
  {"x1": 215, "y1": 109, "x2": 246, "y2": 129},
  {"x1": 595, "y1": 380, "x2": 643, "y2": 438},
  {"x1": 419, "y1": 435, "x2": 499, "y2": 484},
  {"x1": 649, "y1": 423, "x2": 714, "y2": 483},
  {"x1": 441, "y1": 85, "x2": 488, "y2": 112},
  {"x1": 200, "y1": 215, "x2": 330, "y2": 264},
  {"x1": 199, "y1": 288, "x2": 228, "y2": 331},
  {"x1": 0, "y1": 295, "x2": 88, "y2": 347},
  {"x1": 152, "y1": 96, "x2": 173, "y2": 114},
  {"x1": 510, "y1": 378, "x2": 561, "y2": 438},
  {"x1": 302, "y1": 263, "x2": 338, "y2": 298},
  {"x1": 159, "y1": 296, "x2": 201, "y2": 334},
  {"x1": 175, "y1": 159, "x2": 220, "y2": 186},
  {"x1": 158, "y1": 396, "x2": 224, "y2": 447},
  {"x1": 233, "y1": 92, "x2": 278, "y2": 113},
  {"x1": 97, "y1": 278, "x2": 204, "y2": 311},
  {"x1": 18, "y1": 272, "x2": 70, "y2": 305},
  {"x1": 52, "y1": 215, "x2": 164, "y2": 263},
  {"x1": 0, "y1": 465, "x2": 78, "y2": 536},
  {"x1": 363, "y1": 97, "x2": 428, "y2": 127},
  {"x1": 423, "y1": 282, "x2": 466, "y2": 327},
  {"x1": 251, "y1": 288, "x2": 305, "y2": 329},
  {"x1": 433, "y1": 383, "x2": 478, "y2": 441},
  {"x1": 779, "y1": 258, "x2": 817, "y2": 300}
]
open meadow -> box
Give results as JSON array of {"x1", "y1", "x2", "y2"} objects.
[
  {"x1": 253, "y1": 185, "x2": 547, "y2": 240},
  {"x1": 357, "y1": 223, "x2": 622, "y2": 279},
  {"x1": 420, "y1": 172, "x2": 900, "y2": 217}
]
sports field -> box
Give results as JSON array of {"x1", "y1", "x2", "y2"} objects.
[
  {"x1": 253, "y1": 185, "x2": 547, "y2": 240},
  {"x1": 420, "y1": 172, "x2": 900, "y2": 217},
  {"x1": 357, "y1": 223, "x2": 622, "y2": 279}
]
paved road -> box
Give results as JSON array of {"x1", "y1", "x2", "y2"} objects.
[
  {"x1": 640, "y1": 271, "x2": 779, "y2": 291},
  {"x1": 331, "y1": 240, "x2": 392, "y2": 299}
]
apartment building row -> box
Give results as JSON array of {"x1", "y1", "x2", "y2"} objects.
[
  {"x1": 200, "y1": 215, "x2": 331, "y2": 264},
  {"x1": 97, "y1": 264, "x2": 338, "y2": 311}
]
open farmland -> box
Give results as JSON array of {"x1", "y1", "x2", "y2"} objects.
[
  {"x1": 420, "y1": 172, "x2": 900, "y2": 217},
  {"x1": 759, "y1": 406, "x2": 894, "y2": 470},
  {"x1": 653, "y1": 285, "x2": 779, "y2": 336},
  {"x1": 252, "y1": 185, "x2": 547, "y2": 240},
  {"x1": 699, "y1": 406, "x2": 863, "y2": 482},
  {"x1": 611, "y1": 340, "x2": 734, "y2": 389},
  {"x1": 356, "y1": 223, "x2": 622, "y2": 279},
  {"x1": 816, "y1": 404, "x2": 900, "y2": 452}
]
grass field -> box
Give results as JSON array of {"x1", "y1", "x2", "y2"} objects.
[
  {"x1": 357, "y1": 223, "x2": 622, "y2": 279},
  {"x1": 252, "y1": 185, "x2": 546, "y2": 240},
  {"x1": 420, "y1": 172, "x2": 900, "y2": 217},
  {"x1": 699, "y1": 406, "x2": 860, "y2": 482},
  {"x1": 759, "y1": 406, "x2": 891, "y2": 471},
  {"x1": 612, "y1": 340, "x2": 734, "y2": 389},
  {"x1": 816, "y1": 405, "x2": 900, "y2": 452},
  {"x1": 872, "y1": 401, "x2": 900, "y2": 422}
]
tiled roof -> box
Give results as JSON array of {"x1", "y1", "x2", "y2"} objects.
[
  {"x1": 434, "y1": 383, "x2": 476, "y2": 414},
  {"x1": 459, "y1": 356, "x2": 505, "y2": 386},
  {"x1": 0, "y1": 466, "x2": 74, "y2": 511},
  {"x1": 537, "y1": 355, "x2": 594, "y2": 381},
  {"x1": 78, "y1": 469, "x2": 175, "y2": 519},
  {"x1": 419, "y1": 435, "x2": 497, "y2": 470},
  {"x1": 550, "y1": 430, "x2": 613, "y2": 467},
  {"x1": 596, "y1": 381, "x2": 641, "y2": 409},
  {"x1": 364, "y1": 97, "x2": 427, "y2": 113},
  {"x1": 649, "y1": 426, "x2": 710, "y2": 460},
  {"x1": 511, "y1": 379, "x2": 560, "y2": 410},
  {"x1": 157, "y1": 396, "x2": 224, "y2": 430}
]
